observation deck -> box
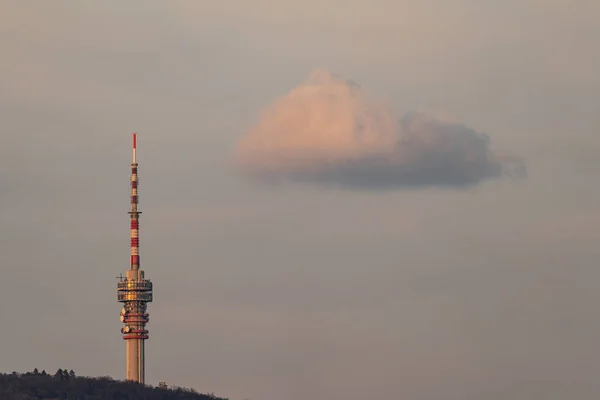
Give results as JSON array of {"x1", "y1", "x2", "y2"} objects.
[{"x1": 117, "y1": 278, "x2": 153, "y2": 303}]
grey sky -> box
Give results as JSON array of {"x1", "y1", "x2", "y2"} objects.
[{"x1": 1, "y1": 1, "x2": 600, "y2": 399}]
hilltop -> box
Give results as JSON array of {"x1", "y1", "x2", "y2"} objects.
[{"x1": 0, "y1": 369, "x2": 228, "y2": 400}]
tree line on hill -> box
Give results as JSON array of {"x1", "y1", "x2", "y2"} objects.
[{"x1": 0, "y1": 369, "x2": 228, "y2": 400}]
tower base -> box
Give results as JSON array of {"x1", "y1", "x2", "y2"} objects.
[{"x1": 126, "y1": 339, "x2": 145, "y2": 383}]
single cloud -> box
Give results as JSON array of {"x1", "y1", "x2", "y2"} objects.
[{"x1": 234, "y1": 70, "x2": 525, "y2": 189}]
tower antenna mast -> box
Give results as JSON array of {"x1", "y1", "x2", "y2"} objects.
[{"x1": 117, "y1": 133, "x2": 153, "y2": 384}]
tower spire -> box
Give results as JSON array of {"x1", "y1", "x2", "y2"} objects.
[
  {"x1": 132, "y1": 132, "x2": 137, "y2": 163},
  {"x1": 130, "y1": 133, "x2": 140, "y2": 270},
  {"x1": 118, "y1": 133, "x2": 153, "y2": 384}
]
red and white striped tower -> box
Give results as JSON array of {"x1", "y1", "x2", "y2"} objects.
[{"x1": 117, "y1": 133, "x2": 153, "y2": 384}]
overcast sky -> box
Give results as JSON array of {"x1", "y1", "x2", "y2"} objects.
[{"x1": 1, "y1": 1, "x2": 600, "y2": 399}]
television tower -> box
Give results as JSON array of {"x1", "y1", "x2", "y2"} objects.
[{"x1": 117, "y1": 133, "x2": 153, "y2": 384}]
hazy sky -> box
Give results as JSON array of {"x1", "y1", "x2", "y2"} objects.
[{"x1": 1, "y1": 1, "x2": 600, "y2": 399}]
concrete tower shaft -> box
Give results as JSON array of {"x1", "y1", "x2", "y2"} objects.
[{"x1": 117, "y1": 133, "x2": 153, "y2": 384}]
